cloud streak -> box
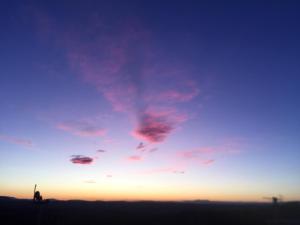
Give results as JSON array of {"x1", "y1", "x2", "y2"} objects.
[
  {"x1": 70, "y1": 155, "x2": 94, "y2": 165},
  {"x1": 0, "y1": 134, "x2": 33, "y2": 147},
  {"x1": 147, "y1": 81, "x2": 200, "y2": 103},
  {"x1": 57, "y1": 121, "x2": 106, "y2": 137},
  {"x1": 201, "y1": 159, "x2": 215, "y2": 165},
  {"x1": 141, "y1": 166, "x2": 185, "y2": 175},
  {"x1": 179, "y1": 147, "x2": 216, "y2": 159},
  {"x1": 127, "y1": 155, "x2": 143, "y2": 161},
  {"x1": 175, "y1": 140, "x2": 243, "y2": 167}
]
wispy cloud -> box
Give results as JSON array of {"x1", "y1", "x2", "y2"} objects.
[
  {"x1": 96, "y1": 149, "x2": 106, "y2": 153},
  {"x1": 176, "y1": 140, "x2": 242, "y2": 167},
  {"x1": 201, "y1": 159, "x2": 215, "y2": 165},
  {"x1": 32, "y1": 10, "x2": 202, "y2": 144},
  {"x1": 70, "y1": 155, "x2": 94, "y2": 165},
  {"x1": 57, "y1": 121, "x2": 106, "y2": 137},
  {"x1": 127, "y1": 155, "x2": 143, "y2": 161},
  {"x1": 179, "y1": 147, "x2": 216, "y2": 159},
  {"x1": 135, "y1": 142, "x2": 158, "y2": 153},
  {"x1": 147, "y1": 81, "x2": 200, "y2": 103},
  {"x1": 136, "y1": 142, "x2": 146, "y2": 151},
  {"x1": 141, "y1": 166, "x2": 185, "y2": 175},
  {"x1": 149, "y1": 147, "x2": 158, "y2": 153},
  {"x1": 0, "y1": 134, "x2": 33, "y2": 147}
]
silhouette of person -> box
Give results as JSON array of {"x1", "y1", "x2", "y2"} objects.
[
  {"x1": 34, "y1": 190, "x2": 43, "y2": 202},
  {"x1": 272, "y1": 197, "x2": 278, "y2": 205}
]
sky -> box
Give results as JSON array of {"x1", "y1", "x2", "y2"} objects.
[{"x1": 0, "y1": 1, "x2": 300, "y2": 202}]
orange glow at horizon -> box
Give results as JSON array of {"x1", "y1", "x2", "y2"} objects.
[{"x1": 2, "y1": 182, "x2": 299, "y2": 202}]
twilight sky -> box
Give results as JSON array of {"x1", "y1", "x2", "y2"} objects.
[{"x1": 1, "y1": 1, "x2": 300, "y2": 201}]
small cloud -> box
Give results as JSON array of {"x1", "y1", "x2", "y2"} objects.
[
  {"x1": 127, "y1": 155, "x2": 143, "y2": 161},
  {"x1": 136, "y1": 142, "x2": 146, "y2": 151},
  {"x1": 0, "y1": 134, "x2": 33, "y2": 147},
  {"x1": 70, "y1": 155, "x2": 94, "y2": 165},
  {"x1": 57, "y1": 121, "x2": 106, "y2": 137},
  {"x1": 97, "y1": 149, "x2": 106, "y2": 153},
  {"x1": 106, "y1": 174, "x2": 113, "y2": 178}
]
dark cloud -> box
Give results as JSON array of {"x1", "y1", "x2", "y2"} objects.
[{"x1": 70, "y1": 155, "x2": 93, "y2": 164}]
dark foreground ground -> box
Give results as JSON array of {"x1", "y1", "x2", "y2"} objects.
[{"x1": 1, "y1": 197, "x2": 300, "y2": 225}]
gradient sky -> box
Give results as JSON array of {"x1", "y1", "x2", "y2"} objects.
[{"x1": 1, "y1": 1, "x2": 300, "y2": 202}]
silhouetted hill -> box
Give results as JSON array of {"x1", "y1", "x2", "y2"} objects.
[{"x1": 0, "y1": 197, "x2": 299, "y2": 225}]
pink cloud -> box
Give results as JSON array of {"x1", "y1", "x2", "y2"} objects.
[
  {"x1": 0, "y1": 134, "x2": 33, "y2": 147},
  {"x1": 62, "y1": 19, "x2": 199, "y2": 116},
  {"x1": 31, "y1": 12, "x2": 202, "y2": 144},
  {"x1": 127, "y1": 155, "x2": 143, "y2": 161},
  {"x1": 159, "y1": 89, "x2": 198, "y2": 102},
  {"x1": 176, "y1": 140, "x2": 242, "y2": 167},
  {"x1": 70, "y1": 155, "x2": 94, "y2": 165},
  {"x1": 57, "y1": 121, "x2": 106, "y2": 137},
  {"x1": 133, "y1": 113, "x2": 173, "y2": 143},
  {"x1": 179, "y1": 147, "x2": 216, "y2": 159},
  {"x1": 132, "y1": 109, "x2": 186, "y2": 143},
  {"x1": 147, "y1": 81, "x2": 200, "y2": 103},
  {"x1": 102, "y1": 84, "x2": 138, "y2": 112},
  {"x1": 64, "y1": 22, "x2": 150, "y2": 114}
]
